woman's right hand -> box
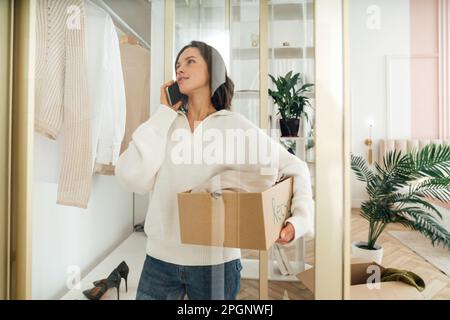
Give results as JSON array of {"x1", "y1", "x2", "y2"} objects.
[{"x1": 160, "y1": 80, "x2": 183, "y2": 111}]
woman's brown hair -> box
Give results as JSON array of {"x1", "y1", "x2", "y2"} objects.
[{"x1": 175, "y1": 41, "x2": 234, "y2": 111}]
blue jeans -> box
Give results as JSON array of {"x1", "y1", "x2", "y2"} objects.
[{"x1": 136, "y1": 255, "x2": 242, "y2": 300}]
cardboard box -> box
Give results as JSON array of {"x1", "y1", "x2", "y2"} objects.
[
  {"x1": 296, "y1": 259, "x2": 435, "y2": 300},
  {"x1": 177, "y1": 177, "x2": 293, "y2": 250}
]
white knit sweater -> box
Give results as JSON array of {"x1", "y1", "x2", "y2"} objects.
[{"x1": 115, "y1": 105, "x2": 314, "y2": 266}]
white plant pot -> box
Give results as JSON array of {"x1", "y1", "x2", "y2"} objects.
[{"x1": 351, "y1": 241, "x2": 384, "y2": 264}]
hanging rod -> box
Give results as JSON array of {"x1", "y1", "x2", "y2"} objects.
[{"x1": 90, "y1": 0, "x2": 151, "y2": 51}]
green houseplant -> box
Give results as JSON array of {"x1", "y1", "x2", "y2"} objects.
[
  {"x1": 280, "y1": 140, "x2": 296, "y2": 155},
  {"x1": 268, "y1": 71, "x2": 314, "y2": 137},
  {"x1": 351, "y1": 144, "x2": 450, "y2": 263}
]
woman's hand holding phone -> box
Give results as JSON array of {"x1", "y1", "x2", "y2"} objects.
[{"x1": 161, "y1": 80, "x2": 183, "y2": 111}]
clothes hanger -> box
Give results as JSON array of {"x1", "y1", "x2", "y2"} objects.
[{"x1": 120, "y1": 35, "x2": 140, "y2": 47}]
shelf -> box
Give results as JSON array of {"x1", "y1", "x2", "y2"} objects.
[
  {"x1": 231, "y1": 0, "x2": 313, "y2": 7},
  {"x1": 268, "y1": 0, "x2": 314, "y2": 4},
  {"x1": 273, "y1": 47, "x2": 303, "y2": 59},
  {"x1": 279, "y1": 136, "x2": 311, "y2": 140},
  {"x1": 233, "y1": 89, "x2": 260, "y2": 95},
  {"x1": 231, "y1": 1, "x2": 313, "y2": 21},
  {"x1": 231, "y1": 47, "x2": 314, "y2": 60},
  {"x1": 241, "y1": 258, "x2": 312, "y2": 282},
  {"x1": 271, "y1": 3, "x2": 314, "y2": 21},
  {"x1": 236, "y1": 89, "x2": 260, "y2": 92},
  {"x1": 232, "y1": 46, "x2": 307, "y2": 51},
  {"x1": 61, "y1": 232, "x2": 147, "y2": 300}
]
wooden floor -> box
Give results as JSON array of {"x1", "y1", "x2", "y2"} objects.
[{"x1": 237, "y1": 209, "x2": 450, "y2": 300}]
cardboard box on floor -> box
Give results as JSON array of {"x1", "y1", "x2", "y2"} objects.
[
  {"x1": 296, "y1": 259, "x2": 435, "y2": 300},
  {"x1": 177, "y1": 177, "x2": 293, "y2": 250}
]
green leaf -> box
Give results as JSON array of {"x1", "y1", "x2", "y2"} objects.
[
  {"x1": 408, "y1": 144, "x2": 450, "y2": 178},
  {"x1": 388, "y1": 193, "x2": 443, "y2": 220},
  {"x1": 351, "y1": 154, "x2": 375, "y2": 183},
  {"x1": 396, "y1": 207, "x2": 450, "y2": 249},
  {"x1": 268, "y1": 72, "x2": 314, "y2": 120}
]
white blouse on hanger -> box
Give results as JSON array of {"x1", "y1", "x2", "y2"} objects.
[{"x1": 85, "y1": 0, "x2": 126, "y2": 168}]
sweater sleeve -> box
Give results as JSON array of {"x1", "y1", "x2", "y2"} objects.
[
  {"x1": 114, "y1": 105, "x2": 178, "y2": 194},
  {"x1": 231, "y1": 115, "x2": 315, "y2": 246},
  {"x1": 276, "y1": 149, "x2": 315, "y2": 246}
]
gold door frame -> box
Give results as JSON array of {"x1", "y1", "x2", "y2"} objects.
[
  {"x1": 343, "y1": 0, "x2": 352, "y2": 300},
  {"x1": 0, "y1": 0, "x2": 14, "y2": 300},
  {"x1": 10, "y1": 0, "x2": 36, "y2": 299},
  {"x1": 314, "y1": 0, "x2": 350, "y2": 299}
]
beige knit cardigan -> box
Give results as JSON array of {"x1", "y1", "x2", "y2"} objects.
[{"x1": 35, "y1": 0, "x2": 92, "y2": 208}]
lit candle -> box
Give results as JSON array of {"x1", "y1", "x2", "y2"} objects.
[{"x1": 368, "y1": 120, "x2": 374, "y2": 140}]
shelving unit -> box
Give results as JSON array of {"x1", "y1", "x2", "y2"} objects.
[
  {"x1": 230, "y1": 0, "x2": 315, "y2": 125},
  {"x1": 229, "y1": 0, "x2": 316, "y2": 286},
  {"x1": 279, "y1": 136, "x2": 316, "y2": 190},
  {"x1": 171, "y1": 0, "x2": 316, "y2": 298}
]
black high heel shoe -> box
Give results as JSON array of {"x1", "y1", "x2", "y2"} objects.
[
  {"x1": 93, "y1": 261, "x2": 129, "y2": 292},
  {"x1": 83, "y1": 269, "x2": 121, "y2": 300}
]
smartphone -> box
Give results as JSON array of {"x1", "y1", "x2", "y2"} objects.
[{"x1": 166, "y1": 81, "x2": 186, "y2": 106}]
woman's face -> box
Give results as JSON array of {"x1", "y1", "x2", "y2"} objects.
[{"x1": 176, "y1": 47, "x2": 210, "y2": 95}]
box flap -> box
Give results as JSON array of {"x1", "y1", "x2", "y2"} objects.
[
  {"x1": 351, "y1": 281, "x2": 425, "y2": 300},
  {"x1": 351, "y1": 261, "x2": 385, "y2": 285},
  {"x1": 296, "y1": 267, "x2": 315, "y2": 292}
]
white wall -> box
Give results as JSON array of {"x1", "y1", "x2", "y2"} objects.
[
  {"x1": 32, "y1": 130, "x2": 134, "y2": 299},
  {"x1": 349, "y1": 0, "x2": 411, "y2": 207}
]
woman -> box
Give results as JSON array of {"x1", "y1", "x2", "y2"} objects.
[{"x1": 115, "y1": 41, "x2": 314, "y2": 300}]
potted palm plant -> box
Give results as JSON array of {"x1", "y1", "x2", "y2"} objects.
[
  {"x1": 268, "y1": 71, "x2": 314, "y2": 137},
  {"x1": 351, "y1": 144, "x2": 450, "y2": 264}
]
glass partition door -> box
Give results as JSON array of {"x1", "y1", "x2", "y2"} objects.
[{"x1": 172, "y1": 0, "x2": 319, "y2": 300}]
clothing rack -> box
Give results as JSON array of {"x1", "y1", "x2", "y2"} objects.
[
  {"x1": 90, "y1": 0, "x2": 151, "y2": 51},
  {"x1": 87, "y1": 0, "x2": 150, "y2": 231}
]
